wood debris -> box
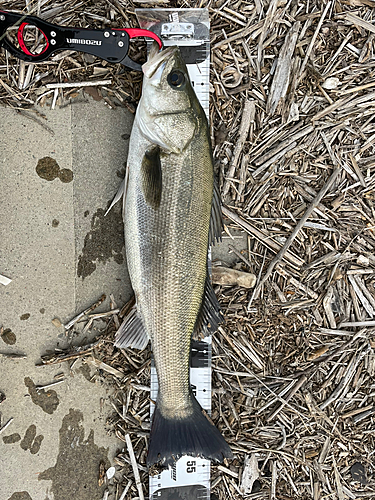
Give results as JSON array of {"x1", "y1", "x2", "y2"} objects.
[
  {"x1": 0, "y1": 274, "x2": 12, "y2": 286},
  {"x1": 240, "y1": 453, "x2": 259, "y2": 494},
  {"x1": 212, "y1": 265, "x2": 256, "y2": 288},
  {"x1": 0, "y1": 351, "x2": 27, "y2": 359},
  {"x1": 37, "y1": 339, "x2": 106, "y2": 365},
  {"x1": 0, "y1": 417, "x2": 13, "y2": 434},
  {"x1": 125, "y1": 434, "x2": 145, "y2": 500},
  {"x1": 64, "y1": 294, "x2": 106, "y2": 330}
]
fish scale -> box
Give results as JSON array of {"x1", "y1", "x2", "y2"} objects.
[{"x1": 128, "y1": 125, "x2": 212, "y2": 413}]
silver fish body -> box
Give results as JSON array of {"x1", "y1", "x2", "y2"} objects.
[{"x1": 115, "y1": 44, "x2": 232, "y2": 467}]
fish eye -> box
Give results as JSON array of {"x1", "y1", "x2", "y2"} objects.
[{"x1": 167, "y1": 70, "x2": 185, "y2": 88}]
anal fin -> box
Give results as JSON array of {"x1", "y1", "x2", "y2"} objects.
[{"x1": 114, "y1": 306, "x2": 149, "y2": 350}]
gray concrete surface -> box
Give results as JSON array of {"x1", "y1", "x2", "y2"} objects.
[
  {"x1": 0, "y1": 97, "x2": 247, "y2": 500},
  {"x1": 0, "y1": 100, "x2": 133, "y2": 500}
]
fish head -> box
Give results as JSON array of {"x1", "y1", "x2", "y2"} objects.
[{"x1": 138, "y1": 43, "x2": 202, "y2": 153}]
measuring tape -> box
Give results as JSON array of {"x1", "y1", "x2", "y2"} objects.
[
  {"x1": 136, "y1": 8, "x2": 210, "y2": 118},
  {"x1": 135, "y1": 9, "x2": 212, "y2": 499},
  {"x1": 149, "y1": 340, "x2": 212, "y2": 499}
]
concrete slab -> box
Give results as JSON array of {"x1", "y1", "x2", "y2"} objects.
[
  {"x1": 0, "y1": 106, "x2": 76, "y2": 358},
  {"x1": 213, "y1": 232, "x2": 248, "y2": 266},
  {"x1": 71, "y1": 102, "x2": 133, "y2": 314},
  {"x1": 0, "y1": 100, "x2": 134, "y2": 500}
]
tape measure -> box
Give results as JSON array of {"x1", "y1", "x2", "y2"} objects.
[
  {"x1": 136, "y1": 8, "x2": 210, "y2": 118},
  {"x1": 149, "y1": 340, "x2": 212, "y2": 500},
  {"x1": 135, "y1": 10, "x2": 212, "y2": 498}
]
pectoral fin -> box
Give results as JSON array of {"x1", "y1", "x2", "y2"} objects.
[
  {"x1": 141, "y1": 146, "x2": 162, "y2": 209},
  {"x1": 114, "y1": 306, "x2": 149, "y2": 350},
  {"x1": 105, "y1": 165, "x2": 129, "y2": 217}
]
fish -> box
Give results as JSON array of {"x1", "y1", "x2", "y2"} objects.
[{"x1": 114, "y1": 43, "x2": 233, "y2": 468}]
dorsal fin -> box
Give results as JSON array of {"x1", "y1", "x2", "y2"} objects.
[
  {"x1": 209, "y1": 179, "x2": 223, "y2": 245},
  {"x1": 194, "y1": 271, "x2": 224, "y2": 337}
]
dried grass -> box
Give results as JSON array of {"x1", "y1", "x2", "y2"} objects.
[{"x1": 3, "y1": 0, "x2": 375, "y2": 498}]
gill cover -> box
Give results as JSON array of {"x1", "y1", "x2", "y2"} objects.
[{"x1": 137, "y1": 43, "x2": 198, "y2": 154}]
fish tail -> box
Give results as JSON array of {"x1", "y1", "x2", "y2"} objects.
[{"x1": 147, "y1": 394, "x2": 233, "y2": 468}]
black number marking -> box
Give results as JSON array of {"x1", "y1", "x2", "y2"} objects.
[{"x1": 187, "y1": 460, "x2": 196, "y2": 473}]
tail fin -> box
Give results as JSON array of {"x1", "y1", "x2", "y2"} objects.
[{"x1": 147, "y1": 395, "x2": 233, "y2": 468}]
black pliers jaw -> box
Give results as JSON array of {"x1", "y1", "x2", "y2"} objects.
[{"x1": 0, "y1": 11, "x2": 162, "y2": 71}]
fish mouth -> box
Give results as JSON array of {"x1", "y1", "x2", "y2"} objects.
[{"x1": 142, "y1": 44, "x2": 179, "y2": 79}]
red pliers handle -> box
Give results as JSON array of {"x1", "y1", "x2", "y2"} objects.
[{"x1": 0, "y1": 10, "x2": 162, "y2": 70}]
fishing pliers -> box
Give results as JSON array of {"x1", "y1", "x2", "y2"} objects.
[{"x1": 0, "y1": 10, "x2": 162, "y2": 70}]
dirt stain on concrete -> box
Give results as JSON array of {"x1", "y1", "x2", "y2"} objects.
[
  {"x1": 1, "y1": 328, "x2": 16, "y2": 345},
  {"x1": 84, "y1": 86, "x2": 102, "y2": 102},
  {"x1": 24, "y1": 377, "x2": 60, "y2": 414},
  {"x1": 77, "y1": 201, "x2": 124, "y2": 279},
  {"x1": 36, "y1": 157, "x2": 73, "y2": 184},
  {"x1": 7, "y1": 493, "x2": 33, "y2": 500},
  {"x1": 36, "y1": 157, "x2": 60, "y2": 181},
  {"x1": 20, "y1": 425, "x2": 44, "y2": 454},
  {"x1": 39, "y1": 409, "x2": 108, "y2": 500},
  {"x1": 59, "y1": 168, "x2": 74, "y2": 183},
  {"x1": 3, "y1": 433, "x2": 21, "y2": 444},
  {"x1": 78, "y1": 363, "x2": 94, "y2": 383},
  {"x1": 20, "y1": 313, "x2": 30, "y2": 321}
]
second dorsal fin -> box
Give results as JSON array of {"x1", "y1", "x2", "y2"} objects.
[
  {"x1": 195, "y1": 271, "x2": 224, "y2": 337},
  {"x1": 209, "y1": 180, "x2": 223, "y2": 245}
]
